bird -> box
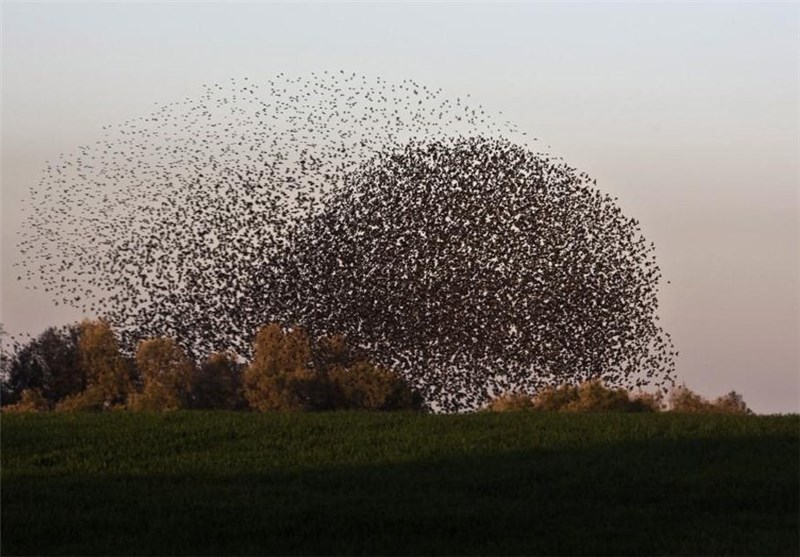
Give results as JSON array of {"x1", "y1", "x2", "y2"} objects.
[{"x1": 14, "y1": 72, "x2": 675, "y2": 412}]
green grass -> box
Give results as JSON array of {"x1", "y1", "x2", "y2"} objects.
[{"x1": 2, "y1": 412, "x2": 798, "y2": 556}]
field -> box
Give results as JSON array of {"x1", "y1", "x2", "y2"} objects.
[{"x1": 2, "y1": 412, "x2": 798, "y2": 556}]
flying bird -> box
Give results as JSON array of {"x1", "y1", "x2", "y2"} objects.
[{"x1": 15, "y1": 73, "x2": 675, "y2": 411}]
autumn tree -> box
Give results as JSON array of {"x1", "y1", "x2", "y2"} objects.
[
  {"x1": 485, "y1": 380, "x2": 663, "y2": 413},
  {"x1": 328, "y1": 360, "x2": 422, "y2": 411},
  {"x1": 243, "y1": 323, "x2": 325, "y2": 411},
  {"x1": 311, "y1": 334, "x2": 365, "y2": 373},
  {"x1": 712, "y1": 391, "x2": 752, "y2": 415},
  {"x1": 192, "y1": 351, "x2": 245, "y2": 410},
  {"x1": 484, "y1": 392, "x2": 537, "y2": 412},
  {"x1": 130, "y1": 337, "x2": 194, "y2": 411},
  {"x1": 69, "y1": 319, "x2": 133, "y2": 409},
  {"x1": 309, "y1": 333, "x2": 422, "y2": 411},
  {"x1": 668, "y1": 384, "x2": 752, "y2": 414}
]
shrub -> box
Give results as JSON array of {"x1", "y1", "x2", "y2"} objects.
[
  {"x1": 484, "y1": 392, "x2": 536, "y2": 412},
  {"x1": 668, "y1": 384, "x2": 716, "y2": 413},
  {"x1": 628, "y1": 390, "x2": 665, "y2": 412},
  {"x1": 55, "y1": 387, "x2": 107, "y2": 412},
  {"x1": 713, "y1": 391, "x2": 752, "y2": 415},
  {"x1": 485, "y1": 380, "x2": 663, "y2": 413},
  {"x1": 2, "y1": 388, "x2": 51, "y2": 412},
  {"x1": 668, "y1": 385, "x2": 752, "y2": 414},
  {"x1": 565, "y1": 380, "x2": 639, "y2": 413},
  {"x1": 531, "y1": 384, "x2": 580, "y2": 411}
]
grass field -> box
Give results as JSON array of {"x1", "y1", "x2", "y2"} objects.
[{"x1": 2, "y1": 411, "x2": 798, "y2": 556}]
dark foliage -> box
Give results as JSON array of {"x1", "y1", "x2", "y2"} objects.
[
  {"x1": 1, "y1": 325, "x2": 83, "y2": 405},
  {"x1": 192, "y1": 351, "x2": 246, "y2": 410}
]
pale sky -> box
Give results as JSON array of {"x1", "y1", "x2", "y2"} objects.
[{"x1": 2, "y1": 1, "x2": 798, "y2": 413}]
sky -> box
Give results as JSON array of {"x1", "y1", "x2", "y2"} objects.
[{"x1": 2, "y1": 1, "x2": 798, "y2": 413}]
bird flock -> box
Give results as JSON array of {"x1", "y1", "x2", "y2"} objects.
[{"x1": 16, "y1": 72, "x2": 675, "y2": 411}]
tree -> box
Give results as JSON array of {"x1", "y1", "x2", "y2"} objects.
[
  {"x1": 485, "y1": 381, "x2": 663, "y2": 413},
  {"x1": 484, "y1": 392, "x2": 536, "y2": 412},
  {"x1": 243, "y1": 323, "x2": 324, "y2": 411},
  {"x1": 1, "y1": 324, "x2": 83, "y2": 406},
  {"x1": 77, "y1": 319, "x2": 132, "y2": 408},
  {"x1": 529, "y1": 384, "x2": 580, "y2": 412},
  {"x1": 311, "y1": 333, "x2": 365, "y2": 373},
  {"x1": 565, "y1": 380, "x2": 637, "y2": 412},
  {"x1": 328, "y1": 361, "x2": 422, "y2": 411},
  {"x1": 192, "y1": 351, "x2": 245, "y2": 410},
  {"x1": 668, "y1": 384, "x2": 752, "y2": 414},
  {"x1": 130, "y1": 338, "x2": 194, "y2": 411},
  {"x1": 309, "y1": 333, "x2": 423, "y2": 411},
  {"x1": 668, "y1": 384, "x2": 714, "y2": 413}
]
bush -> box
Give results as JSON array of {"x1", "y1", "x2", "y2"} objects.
[
  {"x1": 532, "y1": 384, "x2": 580, "y2": 411},
  {"x1": 713, "y1": 391, "x2": 752, "y2": 415},
  {"x1": 328, "y1": 361, "x2": 422, "y2": 411},
  {"x1": 668, "y1": 384, "x2": 715, "y2": 413},
  {"x1": 128, "y1": 384, "x2": 184, "y2": 412},
  {"x1": 487, "y1": 380, "x2": 663, "y2": 413},
  {"x1": 484, "y1": 392, "x2": 536, "y2": 412},
  {"x1": 565, "y1": 380, "x2": 640, "y2": 413},
  {"x1": 3, "y1": 388, "x2": 51, "y2": 412},
  {"x1": 55, "y1": 387, "x2": 108, "y2": 412},
  {"x1": 668, "y1": 385, "x2": 752, "y2": 414},
  {"x1": 628, "y1": 390, "x2": 665, "y2": 412}
]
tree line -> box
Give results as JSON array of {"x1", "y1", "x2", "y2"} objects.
[
  {"x1": 1, "y1": 320, "x2": 751, "y2": 414},
  {"x1": 485, "y1": 380, "x2": 752, "y2": 414},
  {"x1": 1, "y1": 321, "x2": 423, "y2": 412}
]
